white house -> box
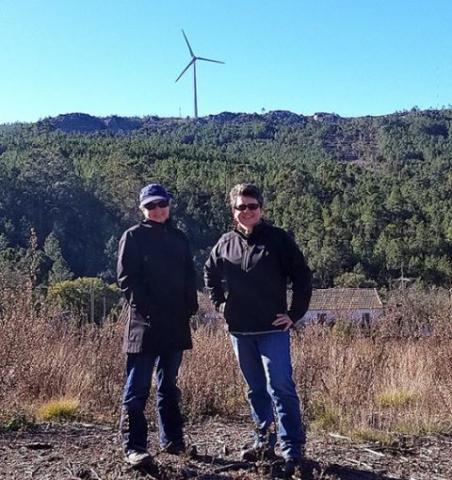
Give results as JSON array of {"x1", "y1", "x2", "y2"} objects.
[{"x1": 302, "y1": 288, "x2": 384, "y2": 326}]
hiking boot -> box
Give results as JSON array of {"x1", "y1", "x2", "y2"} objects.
[
  {"x1": 125, "y1": 450, "x2": 153, "y2": 467},
  {"x1": 283, "y1": 458, "x2": 305, "y2": 479},
  {"x1": 160, "y1": 441, "x2": 186, "y2": 455},
  {"x1": 240, "y1": 435, "x2": 277, "y2": 462}
]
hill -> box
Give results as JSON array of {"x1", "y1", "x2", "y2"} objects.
[{"x1": 0, "y1": 108, "x2": 451, "y2": 287}]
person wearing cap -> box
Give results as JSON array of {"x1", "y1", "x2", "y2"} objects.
[
  {"x1": 117, "y1": 183, "x2": 198, "y2": 467},
  {"x1": 204, "y1": 183, "x2": 312, "y2": 477}
]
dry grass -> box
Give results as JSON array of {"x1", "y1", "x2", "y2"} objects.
[
  {"x1": 375, "y1": 389, "x2": 418, "y2": 409},
  {"x1": 292, "y1": 287, "x2": 452, "y2": 436},
  {"x1": 37, "y1": 398, "x2": 80, "y2": 421},
  {"x1": 0, "y1": 279, "x2": 124, "y2": 423},
  {"x1": 0, "y1": 280, "x2": 451, "y2": 439},
  {"x1": 350, "y1": 428, "x2": 395, "y2": 445}
]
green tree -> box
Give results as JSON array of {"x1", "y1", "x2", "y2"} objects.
[
  {"x1": 43, "y1": 232, "x2": 73, "y2": 284},
  {"x1": 48, "y1": 277, "x2": 120, "y2": 324}
]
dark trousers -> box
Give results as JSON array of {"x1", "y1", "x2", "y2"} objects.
[{"x1": 120, "y1": 351, "x2": 184, "y2": 453}]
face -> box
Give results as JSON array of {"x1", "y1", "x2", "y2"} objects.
[
  {"x1": 233, "y1": 195, "x2": 262, "y2": 232},
  {"x1": 141, "y1": 199, "x2": 170, "y2": 223}
]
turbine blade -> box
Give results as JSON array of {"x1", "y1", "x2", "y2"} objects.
[
  {"x1": 197, "y1": 56, "x2": 225, "y2": 64},
  {"x1": 175, "y1": 58, "x2": 195, "y2": 82},
  {"x1": 181, "y1": 29, "x2": 195, "y2": 57}
]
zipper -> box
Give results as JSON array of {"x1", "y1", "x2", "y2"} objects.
[{"x1": 241, "y1": 241, "x2": 250, "y2": 271}]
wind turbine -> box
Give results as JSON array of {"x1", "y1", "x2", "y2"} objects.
[{"x1": 175, "y1": 29, "x2": 224, "y2": 119}]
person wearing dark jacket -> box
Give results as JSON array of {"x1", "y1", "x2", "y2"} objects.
[
  {"x1": 204, "y1": 183, "x2": 312, "y2": 476},
  {"x1": 117, "y1": 183, "x2": 198, "y2": 467}
]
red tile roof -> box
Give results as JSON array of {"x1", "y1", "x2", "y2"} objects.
[{"x1": 309, "y1": 288, "x2": 383, "y2": 310}]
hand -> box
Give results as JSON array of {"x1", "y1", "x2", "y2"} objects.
[{"x1": 272, "y1": 313, "x2": 294, "y2": 331}]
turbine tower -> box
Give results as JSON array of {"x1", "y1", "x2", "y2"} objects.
[{"x1": 175, "y1": 29, "x2": 224, "y2": 119}]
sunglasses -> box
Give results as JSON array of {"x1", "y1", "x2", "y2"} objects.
[
  {"x1": 234, "y1": 203, "x2": 260, "y2": 211},
  {"x1": 143, "y1": 199, "x2": 169, "y2": 210}
]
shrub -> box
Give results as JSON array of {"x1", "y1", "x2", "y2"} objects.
[
  {"x1": 37, "y1": 398, "x2": 80, "y2": 421},
  {"x1": 1, "y1": 414, "x2": 31, "y2": 432},
  {"x1": 47, "y1": 277, "x2": 120, "y2": 324}
]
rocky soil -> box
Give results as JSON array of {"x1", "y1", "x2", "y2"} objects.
[{"x1": 0, "y1": 419, "x2": 451, "y2": 479}]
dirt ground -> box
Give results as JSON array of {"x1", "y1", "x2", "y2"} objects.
[{"x1": 0, "y1": 419, "x2": 451, "y2": 480}]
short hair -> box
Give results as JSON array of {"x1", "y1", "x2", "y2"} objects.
[{"x1": 229, "y1": 183, "x2": 263, "y2": 209}]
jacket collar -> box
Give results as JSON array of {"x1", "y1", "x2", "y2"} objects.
[
  {"x1": 141, "y1": 219, "x2": 172, "y2": 229},
  {"x1": 234, "y1": 220, "x2": 267, "y2": 240}
]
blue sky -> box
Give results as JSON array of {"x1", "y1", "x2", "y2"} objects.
[{"x1": 1, "y1": 0, "x2": 451, "y2": 122}]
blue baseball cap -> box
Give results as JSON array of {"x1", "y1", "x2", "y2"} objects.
[{"x1": 139, "y1": 183, "x2": 172, "y2": 208}]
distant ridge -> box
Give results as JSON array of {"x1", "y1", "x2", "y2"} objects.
[
  {"x1": 17, "y1": 108, "x2": 447, "y2": 165},
  {"x1": 32, "y1": 108, "x2": 452, "y2": 136},
  {"x1": 37, "y1": 111, "x2": 312, "y2": 133},
  {"x1": 40, "y1": 113, "x2": 143, "y2": 133}
]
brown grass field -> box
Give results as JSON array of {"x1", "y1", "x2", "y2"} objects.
[{"x1": 0, "y1": 282, "x2": 451, "y2": 479}]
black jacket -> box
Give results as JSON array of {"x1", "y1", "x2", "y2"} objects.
[
  {"x1": 204, "y1": 221, "x2": 312, "y2": 333},
  {"x1": 117, "y1": 219, "x2": 198, "y2": 354}
]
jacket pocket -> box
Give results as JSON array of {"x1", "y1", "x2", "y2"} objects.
[{"x1": 128, "y1": 309, "x2": 151, "y2": 345}]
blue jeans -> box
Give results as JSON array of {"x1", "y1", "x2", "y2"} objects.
[
  {"x1": 230, "y1": 332, "x2": 305, "y2": 461},
  {"x1": 120, "y1": 351, "x2": 184, "y2": 453}
]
